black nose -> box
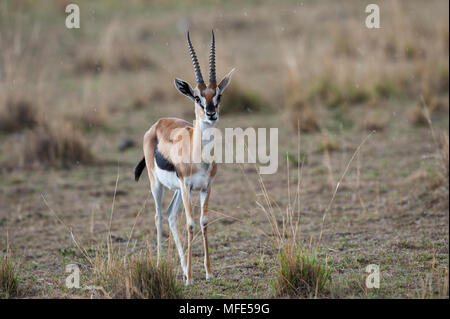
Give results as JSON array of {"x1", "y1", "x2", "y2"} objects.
[
  {"x1": 205, "y1": 102, "x2": 217, "y2": 120},
  {"x1": 206, "y1": 102, "x2": 215, "y2": 112},
  {"x1": 206, "y1": 111, "x2": 217, "y2": 120}
]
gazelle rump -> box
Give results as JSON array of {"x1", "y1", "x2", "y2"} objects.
[{"x1": 134, "y1": 30, "x2": 234, "y2": 285}]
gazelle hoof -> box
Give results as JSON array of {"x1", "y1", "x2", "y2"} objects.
[
  {"x1": 205, "y1": 274, "x2": 213, "y2": 282},
  {"x1": 185, "y1": 279, "x2": 194, "y2": 286}
]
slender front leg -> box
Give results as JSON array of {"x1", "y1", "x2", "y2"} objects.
[
  {"x1": 200, "y1": 187, "x2": 212, "y2": 281},
  {"x1": 150, "y1": 180, "x2": 164, "y2": 264},
  {"x1": 179, "y1": 179, "x2": 194, "y2": 285}
]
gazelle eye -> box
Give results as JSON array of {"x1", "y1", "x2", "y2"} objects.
[
  {"x1": 217, "y1": 94, "x2": 222, "y2": 104},
  {"x1": 194, "y1": 96, "x2": 202, "y2": 106}
]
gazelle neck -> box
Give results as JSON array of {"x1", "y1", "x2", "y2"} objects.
[{"x1": 192, "y1": 117, "x2": 216, "y2": 163}]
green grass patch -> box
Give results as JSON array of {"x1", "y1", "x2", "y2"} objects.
[{"x1": 274, "y1": 246, "x2": 332, "y2": 298}]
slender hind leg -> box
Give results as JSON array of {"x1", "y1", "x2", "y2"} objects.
[
  {"x1": 150, "y1": 179, "x2": 164, "y2": 263},
  {"x1": 200, "y1": 188, "x2": 212, "y2": 281},
  {"x1": 167, "y1": 190, "x2": 186, "y2": 278},
  {"x1": 179, "y1": 180, "x2": 194, "y2": 286}
]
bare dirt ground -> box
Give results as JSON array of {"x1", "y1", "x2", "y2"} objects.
[{"x1": 0, "y1": 0, "x2": 448, "y2": 298}]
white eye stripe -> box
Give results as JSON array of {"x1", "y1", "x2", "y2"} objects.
[
  {"x1": 213, "y1": 92, "x2": 221, "y2": 105},
  {"x1": 200, "y1": 96, "x2": 207, "y2": 106}
]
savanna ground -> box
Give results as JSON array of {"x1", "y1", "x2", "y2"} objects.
[{"x1": 0, "y1": 0, "x2": 449, "y2": 298}]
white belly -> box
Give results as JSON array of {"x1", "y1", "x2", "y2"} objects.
[
  {"x1": 153, "y1": 160, "x2": 212, "y2": 191},
  {"x1": 154, "y1": 161, "x2": 179, "y2": 190}
]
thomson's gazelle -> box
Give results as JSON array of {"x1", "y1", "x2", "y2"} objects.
[{"x1": 135, "y1": 30, "x2": 234, "y2": 285}]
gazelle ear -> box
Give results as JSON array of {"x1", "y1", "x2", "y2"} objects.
[
  {"x1": 218, "y1": 68, "x2": 235, "y2": 94},
  {"x1": 174, "y1": 78, "x2": 195, "y2": 101}
]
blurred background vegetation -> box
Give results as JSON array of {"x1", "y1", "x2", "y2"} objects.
[{"x1": 0, "y1": 0, "x2": 448, "y2": 168}]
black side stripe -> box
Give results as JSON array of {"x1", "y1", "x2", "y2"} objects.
[{"x1": 155, "y1": 138, "x2": 176, "y2": 173}]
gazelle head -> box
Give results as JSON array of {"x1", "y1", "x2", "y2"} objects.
[{"x1": 174, "y1": 30, "x2": 235, "y2": 125}]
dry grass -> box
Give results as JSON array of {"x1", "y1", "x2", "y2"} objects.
[
  {"x1": 220, "y1": 83, "x2": 267, "y2": 114},
  {"x1": 415, "y1": 253, "x2": 449, "y2": 299},
  {"x1": 286, "y1": 101, "x2": 320, "y2": 134},
  {"x1": 42, "y1": 178, "x2": 183, "y2": 299},
  {"x1": 401, "y1": 129, "x2": 449, "y2": 207},
  {"x1": 309, "y1": 78, "x2": 371, "y2": 109},
  {"x1": 361, "y1": 110, "x2": 388, "y2": 132},
  {"x1": 0, "y1": 256, "x2": 19, "y2": 299},
  {"x1": 419, "y1": 97, "x2": 449, "y2": 192},
  {"x1": 438, "y1": 132, "x2": 449, "y2": 188},
  {"x1": 0, "y1": 98, "x2": 38, "y2": 133},
  {"x1": 422, "y1": 91, "x2": 448, "y2": 114},
  {"x1": 407, "y1": 90, "x2": 449, "y2": 128},
  {"x1": 126, "y1": 252, "x2": 183, "y2": 299},
  {"x1": 284, "y1": 70, "x2": 321, "y2": 133},
  {"x1": 261, "y1": 180, "x2": 332, "y2": 298},
  {"x1": 317, "y1": 133, "x2": 339, "y2": 153},
  {"x1": 275, "y1": 243, "x2": 332, "y2": 298},
  {"x1": 418, "y1": 267, "x2": 449, "y2": 299},
  {"x1": 309, "y1": 77, "x2": 345, "y2": 109},
  {"x1": 75, "y1": 21, "x2": 155, "y2": 74},
  {"x1": 279, "y1": 0, "x2": 448, "y2": 134},
  {"x1": 408, "y1": 105, "x2": 429, "y2": 127},
  {"x1": 91, "y1": 247, "x2": 183, "y2": 299},
  {"x1": 131, "y1": 85, "x2": 177, "y2": 110},
  {"x1": 20, "y1": 121, "x2": 93, "y2": 168},
  {"x1": 255, "y1": 132, "x2": 333, "y2": 298},
  {"x1": 265, "y1": 130, "x2": 373, "y2": 298},
  {"x1": 76, "y1": 47, "x2": 155, "y2": 74},
  {"x1": 65, "y1": 107, "x2": 107, "y2": 132},
  {"x1": 258, "y1": 186, "x2": 332, "y2": 298},
  {"x1": 373, "y1": 80, "x2": 399, "y2": 99},
  {"x1": 46, "y1": 170, "x2": 184, "y2": 299}
]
